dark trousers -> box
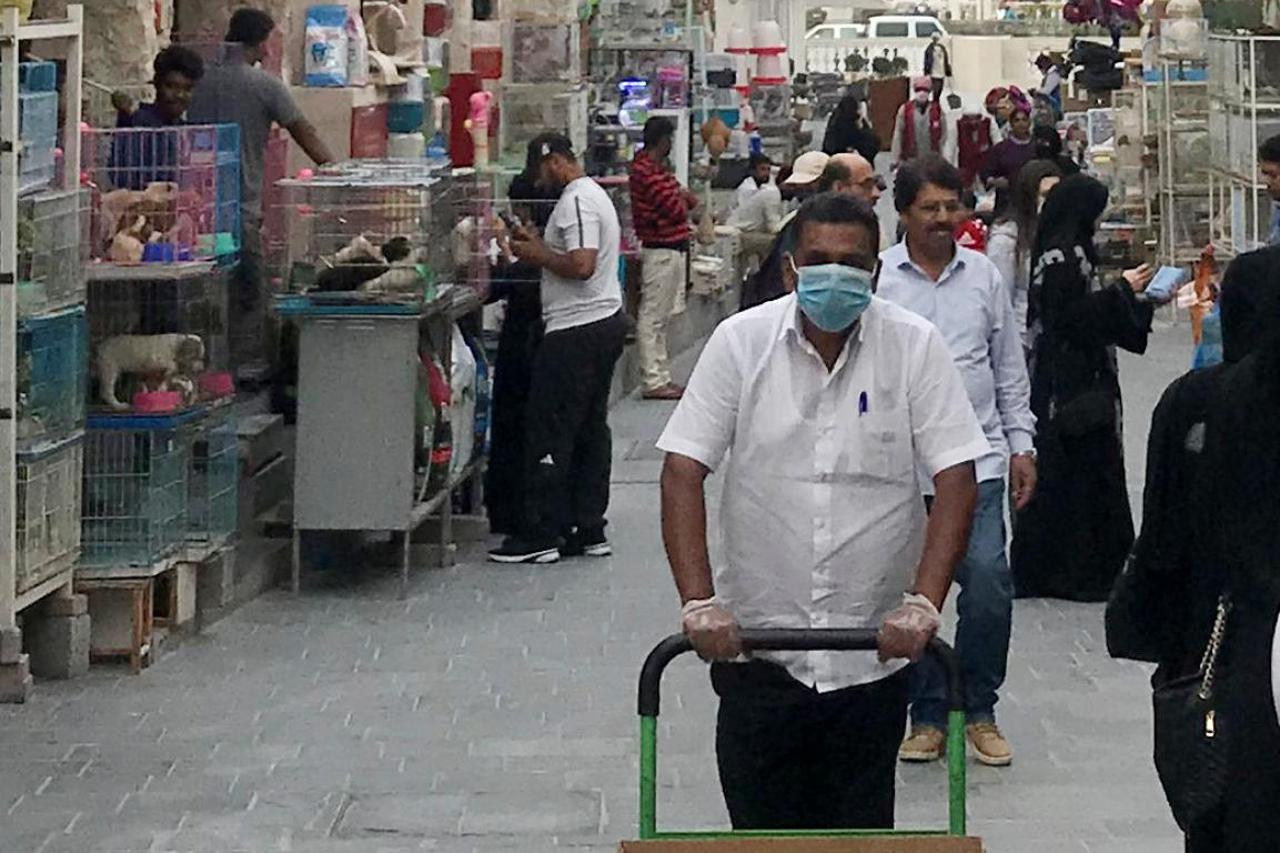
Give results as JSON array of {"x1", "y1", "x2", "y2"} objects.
[
  {"x1": 712, "y1": 660, "x2": 907, "y2": 830},
  {"x1": 931, "y1": 77, "x2": 945, "y2": 102},
  {"x1": 521, "y1": 311, "x2": 626, "y2": 542}
]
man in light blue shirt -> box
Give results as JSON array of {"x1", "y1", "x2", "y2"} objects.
[{"x1": 877, "y1": 155, "x2": 1036, "y2": 769}]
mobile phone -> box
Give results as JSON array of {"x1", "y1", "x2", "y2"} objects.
[
  {"x1": 497, "y1": 210, "x2": 522, "y2": 231},
  {"x1": 1145, "y1": 265, "x2": 1188, "y2": 302}
]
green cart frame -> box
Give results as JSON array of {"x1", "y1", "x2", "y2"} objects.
[{"x1": 635, "y1": 628, "x2": 969, "y2": 843}]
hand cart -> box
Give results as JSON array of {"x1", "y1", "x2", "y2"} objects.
[{"x1": 625, "y1": 628, "x2": 981, "y2": 852}]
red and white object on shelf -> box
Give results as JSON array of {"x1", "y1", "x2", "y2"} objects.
[
  {"x1": 751, "y1": 20, "x2": 785, "y2": 55},
  {"x1": 753, "y1": 53, "x2": 786, "y2": 85},
  {"x1": 726, "y1": 25, "x2": 751, "y2": 54}
]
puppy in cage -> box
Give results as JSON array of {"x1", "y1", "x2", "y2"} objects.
[{"x1": 96, "y1": 334, "x2": 206, "y2": 411}]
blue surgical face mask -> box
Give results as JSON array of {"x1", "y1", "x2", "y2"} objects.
[{"x1": 791, "y1": 260, "x2": 875, "y2": 333}]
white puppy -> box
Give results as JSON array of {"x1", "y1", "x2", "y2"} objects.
[{"x1": 97, "y1": 333, "x2": 205, "y2": 410}]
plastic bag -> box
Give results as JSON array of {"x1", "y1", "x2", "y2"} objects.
[
  {"x1": 305, "y1": 5, "x2": 349, "y2": 87},
  {"x1": 346, "y1": 8, "x2": 370, "y2": 87}
]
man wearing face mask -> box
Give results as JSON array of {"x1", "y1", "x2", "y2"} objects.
[
  {"x1": 491, "y1": 134, "x2": 627, "y2": 564},
  {"x1": 658, "y1": 193, "x2": 988, "y2": 830},
  {"x1": 891, "y1": 77, "x2": 948, "y2": 169},
  {"x1": 876, "y1": 155, "x2": 1036, "y2": 769}
]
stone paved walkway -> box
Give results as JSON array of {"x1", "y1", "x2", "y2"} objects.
[{"x1": 0, "y1": 319, "x2": 1194, "y2": 853}]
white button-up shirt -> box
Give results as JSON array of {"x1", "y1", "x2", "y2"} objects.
[
  {"x1": 877, "y1": 243, "x2": 1035, "y2": 489},
  {"x1": 657, "y1": 294, "x2": 989, "y2": 691}
]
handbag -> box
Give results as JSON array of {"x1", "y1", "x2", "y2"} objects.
[{"x1": 1152, "y1": 595, "x2": 1232, "y2": 832}]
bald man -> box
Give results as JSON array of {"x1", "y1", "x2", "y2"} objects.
[{"x1": 820, "y1": 152, "x2": 884, "y2": 206}]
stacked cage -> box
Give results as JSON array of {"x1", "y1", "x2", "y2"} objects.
[
  {"x1": 81, "y1": 412, "x2": 195, "y2": 567},
  {"x1": 4, "y1": 60, "x2": 60, "y2": 193},
  {"x1": 16, "y1": 432, "x2": 84, "y2": 596},
  {"x1": 500, "y1": 14, "x2": 588, "y2": 160},
  {"x1": 81, "y1": 124, "x2": 241, "y2": 267},
  {"x1": 186, "y1": 403, "x2": 237, "y2": 545}
]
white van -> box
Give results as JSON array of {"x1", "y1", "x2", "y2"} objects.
[{"x1": 804, "y1": 15, "x2": 949, "y2": 74}]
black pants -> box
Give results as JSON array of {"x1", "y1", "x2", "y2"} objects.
[
  {"x1": 931, "y1": 77, "x2": 945, "y2": 102},
  {"x1": 712, "y1": 660, "x2": 908, "y2": 830},
  {"x1": 521, "y1": 311, "x2": 626, "y2": 542}
]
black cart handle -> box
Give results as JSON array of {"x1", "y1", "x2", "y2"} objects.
[{"x1": 637, "y1": 628, "x2": 963, "y2": 716}]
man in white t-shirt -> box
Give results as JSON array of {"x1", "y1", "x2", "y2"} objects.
[
  {"x1": 733, "y1": 152, "x2": 774, "y2": 212},
  {"x1": 490, "y1": 134, "x2": 627, "y2": 564}
]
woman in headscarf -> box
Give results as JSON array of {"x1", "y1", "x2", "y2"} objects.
[
  {"x1": 1009, "y1": 174, "x2": 1159, "y2": 601},
  {"x1": 1107, "y1": 247, "x2": 1280, "y2": 851},
  {"x1": 1032, "y1": 123, "x2": 1081, "y2": 176},
  {"x1": 484, "y1": 141, "x2": 553, "y2": 535},
  {"x1": 986, "y1": 159, "x2": 1062, "y2": 349},
  {"x1": 821, "y1": 92, "x2": 881, "y2": 167},
  {"x1": 980, "y1": 103, "x2": 1036, "y2": 195}
]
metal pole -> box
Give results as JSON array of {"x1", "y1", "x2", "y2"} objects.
[{"x1": 0, "y1": 6, "x2": 21, "y2": 632}]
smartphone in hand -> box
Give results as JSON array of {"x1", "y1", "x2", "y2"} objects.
[{"x1": 1144, "y1": 266, "x2": 1188, "y2": 303}]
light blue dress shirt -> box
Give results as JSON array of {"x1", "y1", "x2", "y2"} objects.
[
  {"x1": 877, "y1": 242, "x2": 1036, "y2": 486},
  {"x1": 1270, "y1": 202, "x2": 1280, "y2": 246}
]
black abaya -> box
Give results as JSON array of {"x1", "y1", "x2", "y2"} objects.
[{"x1": 1011, "y1": 175, "x2": 1153, "y2": 601}]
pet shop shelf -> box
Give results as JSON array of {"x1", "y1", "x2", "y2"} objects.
[
  {"x1": 16, "y1": 431, "x2": 83, "y2": 598},
  {"x1": 80, "y1": 409, "x2": 204, "y2": 568},
  {"x1": 17, "y1": 188, "x2": 89, "y2": 318},
  {"x1": 17, "y1": 305, "x2": 88, "y2": 448},
  {"x1": 80, "y1": 123, "x2": 242, "y2": 270}
]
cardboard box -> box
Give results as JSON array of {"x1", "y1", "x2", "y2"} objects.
[{"x1": 619, "y1": 838, "x2": 982, "y2": 852}]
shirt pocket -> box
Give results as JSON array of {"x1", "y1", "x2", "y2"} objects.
[{"x1": 853, "y1": 410, "x2": 913, "y2": 481}]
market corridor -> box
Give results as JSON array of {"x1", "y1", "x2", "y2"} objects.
[{"x1": 1, "y1": 321, "x2": 1193, "y2": 853}]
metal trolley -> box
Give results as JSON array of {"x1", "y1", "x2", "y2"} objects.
[{"x1": 628, "y1": 628, "x2": 979, "y2": 851}]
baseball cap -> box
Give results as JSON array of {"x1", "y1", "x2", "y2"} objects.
[
  {"x1": 912, "y1": 76, "x2": 932, "y2": 92},
  {"x1": 785, "y1": 151, "x2": 830, "y2": 186},
  {"x1": 530, "y1": 132, "x2": 575, "y2": 162}
]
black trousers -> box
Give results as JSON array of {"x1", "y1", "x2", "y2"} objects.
[
  {"x1": 521, "y1": 311, "x2": 626, "y2": 542},
  {"x1": 712, "y1": 660, "x2": 908, "y2": 831}
]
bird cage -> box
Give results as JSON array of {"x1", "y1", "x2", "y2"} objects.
[
  {"x1": 81, "y1": 123, "x2": 241, "y2": 266},
  {"x1": 17, "y1": 188, "x2": 89, "y2": 318},
  {"x1": 272, "y1": 161, "x2": 457, "y2": 297},
  {"x1": 86, "y1": 268, "x2": 231, "y2": 413},
  {"x1": 16, "y1": 432, "x2": 83, "y2": 595},
  {"x1": 81, "y1": 413, "x2": 195, "y2": 567},
  {"x1": 17, "y1": 306, "x2": 88, "y2": 444},
  {"x1": 186, "y1": 405, "x2": 237, "y2": 545}
]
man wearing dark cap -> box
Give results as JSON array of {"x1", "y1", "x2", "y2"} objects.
[{"x1": 490, "y1": 134, "x2": 628, "y2": 564}]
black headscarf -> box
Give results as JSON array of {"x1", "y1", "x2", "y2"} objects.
[
  {"x1": 1218, "y1": 246, "x2": 1280, "y2": 364},
  {"x1": 1032, "y1": 124, "x2": 1081, "y2": 175},
  {"x1": 821, "y1": 93, "x2": 880, "y2": 165},
  {"x1": 1033, "y1": 173, "x2": 1109, "y2": 265}
]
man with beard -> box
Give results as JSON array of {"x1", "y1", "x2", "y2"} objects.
[
  {"x1": 489, "y1": 134, "x2": 627, "y2": 564},
  {"x1": 876, "y1": 155, "x2": 1036, "y2": 769}
]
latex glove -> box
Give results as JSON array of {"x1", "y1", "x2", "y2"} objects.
[
  {"x1": 877, "y1": 593, "x2": 942, "y2": 663},
  {"x1": 682, "y1": 598, "x2": 742, "y2": 662}
]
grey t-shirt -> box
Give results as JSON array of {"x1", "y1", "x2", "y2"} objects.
[
  {"x1": 541, "y1": 177, "x2": 623, "y2": 333},
  {"x1": 187, "y1": 61, "x2": 302, "y2": 218}
]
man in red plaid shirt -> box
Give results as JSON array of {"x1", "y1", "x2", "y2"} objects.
[{"x1": 629, "y1": 117, "x2": 701, "y2": 401}]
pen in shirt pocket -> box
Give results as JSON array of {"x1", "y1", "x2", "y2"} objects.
[{"x1": 858, "y1": 391, "x2": 868, "y2": 416}]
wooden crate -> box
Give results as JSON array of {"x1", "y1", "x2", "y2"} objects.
[{"x1": 77, "y1": 577, "x2": 153, "y2": 674}]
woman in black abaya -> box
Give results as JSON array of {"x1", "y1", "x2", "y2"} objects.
[{"x1": 1010, "y1": 174, "x2": 1157, "y2": 601}]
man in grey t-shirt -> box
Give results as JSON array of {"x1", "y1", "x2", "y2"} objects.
[
  {"x1": 186, "y1": 8, "x2": 333, "y2": 371},
  {"x1": 489, "y1": 134, "x2": 627, "y2": 564}
]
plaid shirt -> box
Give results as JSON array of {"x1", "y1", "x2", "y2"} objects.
[{"x1": 629, "y1": 151, "x2": 690, "y2": 248}]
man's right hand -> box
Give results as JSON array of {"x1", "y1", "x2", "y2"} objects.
[
  {"x1": 682, "y1": 599, "x2": 743, "y2": 661},
  {"x1": 111, "y1": 90, "x2": 136, "y2": 115}
]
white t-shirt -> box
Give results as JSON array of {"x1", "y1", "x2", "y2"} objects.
[
  {"x1": 541, "y1": 176, "x2": 623, "y2": 333},
  {"x1": 726, "y1": 183, "x2": 783, "y2": 234},
  {"x1": 734, "y1": 176, "x2": 762, "y2": 211}
]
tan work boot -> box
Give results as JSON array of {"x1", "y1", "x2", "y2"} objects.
[
  {"x1": 967, "y1": 722, "x2": 1013, "y2": 766},
  {"x1": 898, "y1": 725, "x2": 946, "y2": 762}
]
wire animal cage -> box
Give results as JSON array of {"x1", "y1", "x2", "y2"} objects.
[
  {"x1": 81, "y1": 414, "x2": 195, "y2": 567},
  {"x1": 186, "y1": 405, "x2": 237, "y2": 544},
  {"x1": 81, "y1": 124, "x2": 241, "y2": 266},
  {"x1": 271, "y1": 162, "x2": 457, "y2": 298},
  {"x1": 86, "y1": 269, "x2": 231, "y2": 412},
  {"x1": 16, "y1": 432, "x2": 83, "y2": 595},
  {"x1": 17, "y1": 188, "x2": 89, "y2": 318},
  {"x1": 17, "y1": 306, "x2": 89, "y2": 444}
]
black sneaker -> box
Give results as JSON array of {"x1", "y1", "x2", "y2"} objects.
[
  {"x1": 488, "y1": 537, "x2": 561, "y2": 564},
  {"x1": 561, "y1": 529, "x2": 612, "y2": 558}
]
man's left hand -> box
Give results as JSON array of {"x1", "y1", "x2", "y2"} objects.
[
  {"x1": 1010, "y1": 453, "x2": 1037, "y2": 510},
  {"x1": 510, "y1": 225, "x2": 550, "y2": 268}
]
